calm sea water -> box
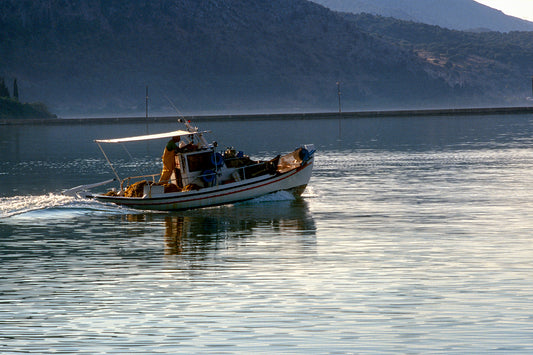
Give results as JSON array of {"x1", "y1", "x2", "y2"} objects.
[{"x1": 1, "y1": 114, "x2": 533, "y2": 353}]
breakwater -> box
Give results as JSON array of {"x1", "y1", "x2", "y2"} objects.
[{"x1": 2, "y1": 106, "x2": 533, "y2": 125}]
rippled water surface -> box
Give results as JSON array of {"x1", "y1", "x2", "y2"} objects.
[{"x1": 1, "y1": 115, "x2": 533, "y2": 353}]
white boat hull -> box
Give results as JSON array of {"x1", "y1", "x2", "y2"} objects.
[{"x1": 94, "y1": 158, "x2": 313, "y2": 211}]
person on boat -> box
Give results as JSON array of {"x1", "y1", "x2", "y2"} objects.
[{"x1": 159, "y1": 136, "x2": 185, "y2": 184}]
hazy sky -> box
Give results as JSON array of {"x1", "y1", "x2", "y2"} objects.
[{"x1": 474, "y1": 0, "x2": 533, "y2": 21}]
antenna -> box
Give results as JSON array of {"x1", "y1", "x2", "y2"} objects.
[
  {"x1": 165, "y1": 96, "x2": 210, "y2": 148},
  {"x1": 164, "y1": 95, "x2": 186, "y2": 120},
  {"x1": 145, "y1": 85, "x2": 149, "y2": 120},
  {"x1": 145, "y1": 86, "x2": 150, "y2": 135}
]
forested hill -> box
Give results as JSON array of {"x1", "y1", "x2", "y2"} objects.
[{"x1": 0, "y1": 0, "x2": 531, "y2": 116}]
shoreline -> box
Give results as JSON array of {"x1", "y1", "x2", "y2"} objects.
[{"x1": 1, "y1": 106, "x2": 532, "y2": 125}]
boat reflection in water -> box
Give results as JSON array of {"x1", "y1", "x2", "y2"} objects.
[{"x1": 162, "y1": 198, "x2": 316, "y2": 255}]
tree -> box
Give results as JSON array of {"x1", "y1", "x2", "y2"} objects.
[
  {"x1": 0, "y1": 77, "x2": 10, "y2": 98},
  {"x1": 13, "y1": 78, "x2": 19, "y2": 101}
]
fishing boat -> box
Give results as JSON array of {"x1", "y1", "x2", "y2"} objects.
[{"x1": 65, "y1": 119, "x2": 314, "y2": 211}]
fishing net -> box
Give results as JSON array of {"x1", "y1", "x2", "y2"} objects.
[{"x1": 124, "y1": 180, "x2": 148, "y2": 197}]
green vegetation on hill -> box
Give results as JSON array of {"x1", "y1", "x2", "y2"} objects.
[
  {"x1": 1, "y1": 0, "x2": 458, "y2": 114},
  {"x1": 0, "y1": 97, "x2": 57, "y2": 119},
  {"x1": 0, "y1": 77, "x2": 56, "y2": 119}
]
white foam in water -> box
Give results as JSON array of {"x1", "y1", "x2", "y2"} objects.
[
  {"x1": 0, "y1": 194, "x2": 129, "y2": 219},
  {"x1": 0, "y1": 194, "x2": 73, "y2": 218},
  {"x1": 0, "y1": 190, "x2": 298, "y2": 219},
  {"x1": 301, "y1": 185, "x2": 317, "y2": 198}
]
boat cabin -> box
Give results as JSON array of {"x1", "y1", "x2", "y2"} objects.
[{"x1": 169, "y1": 143, "x2": 278, "y2": 192}]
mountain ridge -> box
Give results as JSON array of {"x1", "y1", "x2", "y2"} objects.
[{"x1": 310, "y1": 0, "x2": 533, "y2": 32}]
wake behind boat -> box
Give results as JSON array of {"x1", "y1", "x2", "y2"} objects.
[{"x1": 66, "y1": 119, "x2": 314, "y2": 211}]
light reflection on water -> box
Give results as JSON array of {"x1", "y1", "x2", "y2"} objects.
[{"x1": 1, "y1": 115, "x2": 533, "y2": 353}]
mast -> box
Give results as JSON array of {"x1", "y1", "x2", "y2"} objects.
[
  {"x1": 337, "y1": 81, "x2": 342, "y2": 113},
  {"x1": 145, "y1": 85, "x2": 149, "y2": 134}
]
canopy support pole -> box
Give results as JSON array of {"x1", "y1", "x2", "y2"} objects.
[{"x1": 97, "y1": 142, "x2": 121, "y2": 185}]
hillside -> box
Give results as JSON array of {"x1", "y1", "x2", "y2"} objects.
[
  {"x1": 348, "y1": 13, "x2": 533, "y2": 100},
  {"x1": 0, "y1": 0, "x2": 531, "y2": 116},
  {"x1": 311, "y1": 0, "x2": 533, "y2": 32}
]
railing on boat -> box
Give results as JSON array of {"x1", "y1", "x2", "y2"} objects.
[
  {"x1": 119, "y1": 160, "x2": 275, "y2": 194},
  {"x1": 120, "y1": 174, "x2": 160, "y2": 190}
]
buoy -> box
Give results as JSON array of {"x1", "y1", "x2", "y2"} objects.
[
  {"x1": 299, "y1": 148, "x2": 310, "y2": 162},
  {"x1": 211, "y1": 152, "x2": 224, "y2": 167},
  {"x1": 201, "y1": 169, "x2": 216, "y2": 183}
]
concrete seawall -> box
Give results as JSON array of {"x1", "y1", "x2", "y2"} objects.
[{"x1": 2, "y1": 106, "x2": 533, "y2": 125}]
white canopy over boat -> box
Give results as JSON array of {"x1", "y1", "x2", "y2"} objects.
[{"x1": 94, "y1": 129, "x2": 209, "y2": 144}]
